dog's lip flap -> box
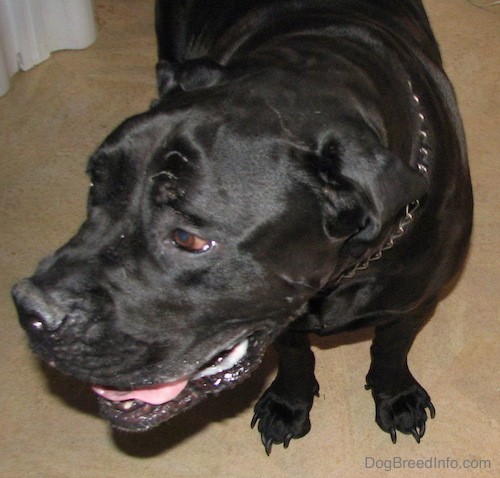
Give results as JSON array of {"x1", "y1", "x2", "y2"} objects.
[
  {"x1": 91, "y1": 338, "x2": 250, "y2": 406},
  {"x1": 92, "y1": 378, "x2": 189, "y2": 405}
]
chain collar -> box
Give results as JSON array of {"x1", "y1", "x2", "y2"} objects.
[
  {"x1": 335, "y1": 82, "x2": 429, "y2": 285},
  {"x1": 334, "y1": 200, "x2": 420, "y2": 284},
  {"x1": 410, "y1": 80, "x2": 431, "y2": 176}
]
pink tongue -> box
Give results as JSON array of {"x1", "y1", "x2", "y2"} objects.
[{"x1": 92, "y1": 377, "x2": 189, "y2": 405}]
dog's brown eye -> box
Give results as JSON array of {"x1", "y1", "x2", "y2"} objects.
[{"x1": 172, "y1": 229, "x2": 213, "y2": 253}]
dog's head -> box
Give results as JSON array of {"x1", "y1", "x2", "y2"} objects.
[{"x1": 13, "y1": 61, "x2": 426, "y2": 430}]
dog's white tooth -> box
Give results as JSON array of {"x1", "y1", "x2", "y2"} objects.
[
  {"x1": 122, "y1": 400, "x2": 135, "y2": 410},
  {"x1": 193, "y1": 339, "x2": 249, "y2": 379}
]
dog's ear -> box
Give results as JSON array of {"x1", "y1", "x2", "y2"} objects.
[
  {"x1": 156, "y1": 58, "x2": 226, "y2": 97},
  {"x1": 314, "y1": 142, "x2": 428, "y2": 247},
  {"x1": 156, "y1": 60, "x2": 177, "y2": 97}
]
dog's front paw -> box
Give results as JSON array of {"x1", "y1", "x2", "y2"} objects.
[
  {"x1": 370, "y1": 383, "x2": 435, "y2": 444},
  {"x1": 251, "y1": 380, "x2": 319, "y2": 455}
]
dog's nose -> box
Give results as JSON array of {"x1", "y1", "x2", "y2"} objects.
[{"x1": 12, "y1": 279, "x2": 67, "y2": 333}]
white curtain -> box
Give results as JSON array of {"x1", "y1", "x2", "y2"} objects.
[{"x1": 0, "y1": 0, "x2": 96, "y2": 96}]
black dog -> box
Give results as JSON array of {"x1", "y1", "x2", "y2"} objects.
[{"x1": 13, "y1": 0, "x2": 472, "y2": 454}]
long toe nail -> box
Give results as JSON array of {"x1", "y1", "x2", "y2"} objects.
[
  {"x1": 390, "y1": 428, "x2": 397, "y2": 444},
  {"x1": 265, "y1": 438, "x2": 273, "y2": 456},
  {"x1": 419, "y1": 420, "x2": 426, "y2": 438},
  {"x1": 251, "y1": 413, "x2": 258, "y2": 429}
]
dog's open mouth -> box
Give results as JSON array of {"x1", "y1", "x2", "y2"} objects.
[{"x1": 91, "y1": 333, "x2": 268, "y2": 431}]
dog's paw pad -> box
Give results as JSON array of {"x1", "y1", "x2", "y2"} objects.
[
  {"x1": 251, "y1": 385, "x2": 317, "y2": 455},
  {"x1": 373, "y1": 384, "x2": 435, "y2": 444}
]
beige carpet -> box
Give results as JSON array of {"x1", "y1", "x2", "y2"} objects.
[{"x1": 0, "y1": 1, "x2": 498, "y2": 476}]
